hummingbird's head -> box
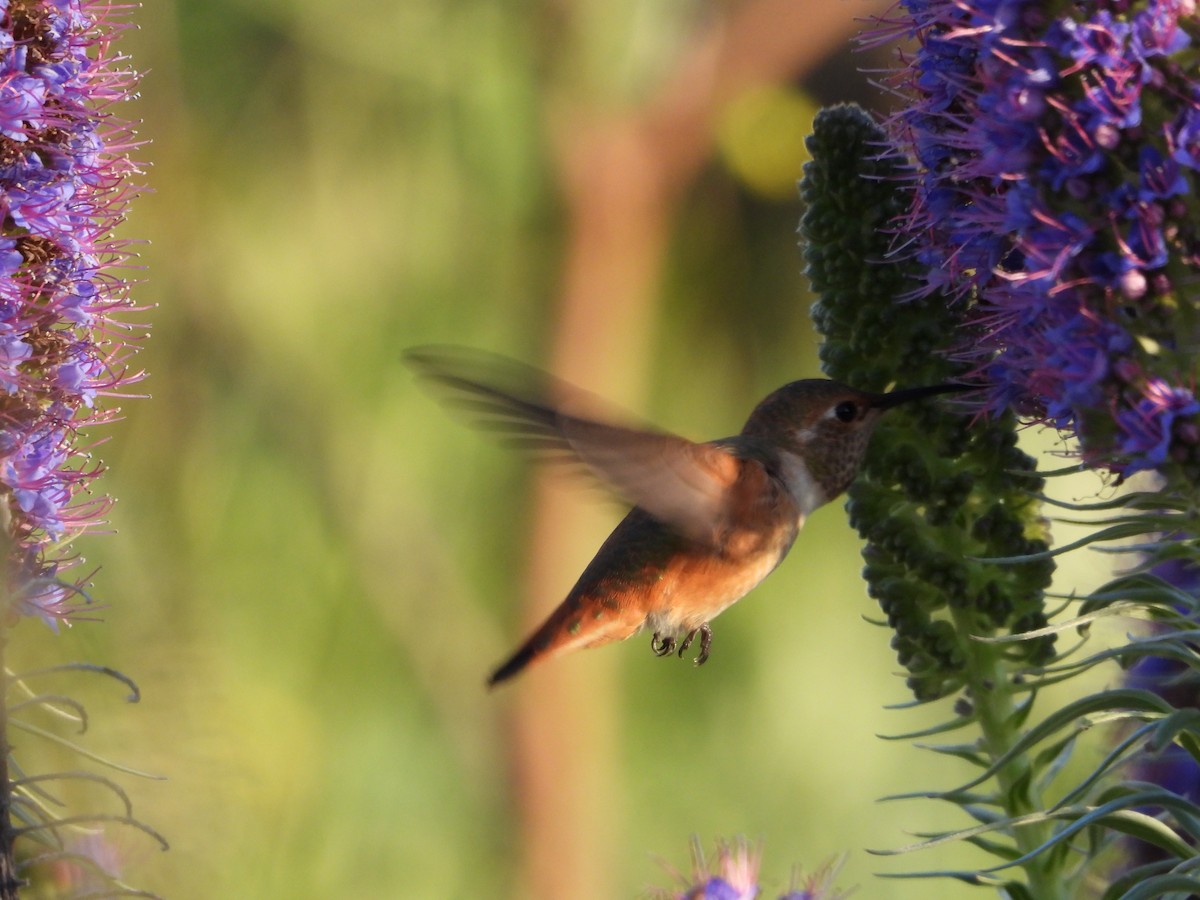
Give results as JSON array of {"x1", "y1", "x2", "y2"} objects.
[{"x1": 742, "y1": 379, "x2": 970, "y2": 499}]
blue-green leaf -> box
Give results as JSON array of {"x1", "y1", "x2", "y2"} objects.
[{"x1": 1115, "y1": 873, "x2": 1200, "y2": 900}]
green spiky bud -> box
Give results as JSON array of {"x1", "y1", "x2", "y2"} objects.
[{"x1": 800, "y1": 103, "x2": 1055, "y2": 700}]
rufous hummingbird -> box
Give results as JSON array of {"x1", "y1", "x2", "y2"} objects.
[{"x1": 406, "y1": 346, "x2": 967, "y2": 687}]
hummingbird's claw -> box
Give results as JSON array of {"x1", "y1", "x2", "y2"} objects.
[
  {"x1": 677, "y1": 624, "x2": 713, "y2": 666},
  {"x1": 677, "y1": 630, "x2": 695, "y2": 657},
  {"x1": 694, "y1": 624, "x2": 712, "y2": 667},
  {"x1": 650, "y1": 632, "x2": 676, "y2": 657}
]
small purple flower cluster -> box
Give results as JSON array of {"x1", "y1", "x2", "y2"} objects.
[
  {"x1": 657, "y1": 838, "x2": 763, "y2": 900},
  {"x1": 655, "y1": 839, "x2": 851, "y2": 900},
  {"x1": 881, "y1": 0, "x2": 1199, "y2": 475},
  {"x1": 0, "y1": 0, "x2": 142, "y2": 625}
]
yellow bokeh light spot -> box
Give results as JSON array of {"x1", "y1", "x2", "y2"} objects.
[{"x1": 715, "y1": 84, "x2": 819, "y2": 200}]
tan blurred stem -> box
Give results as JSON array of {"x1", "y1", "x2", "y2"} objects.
[
  {"x1": 508, "y1": 1, "x2": 886, "y2": 897},
  {"x1": 0, "y1": 543, "x2": 16, "y2": 899},
  {"x1": 0, "y1": 686, "x2": 14, "y2": 900}
]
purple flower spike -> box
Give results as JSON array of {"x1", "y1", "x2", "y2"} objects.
[
  {"x1": 0, "y1": 1, "x2": 144, "y2": 627},
  {"x1": 875, "y1": 0, "x2": 1200, "y2": 476}
]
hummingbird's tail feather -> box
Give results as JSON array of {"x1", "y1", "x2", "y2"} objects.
[
  {"x1": 486, "y1": 591, "x2": 645, "y2": 688},
  {"x1": 486, "y1": 613, "x2": 573, "y2": 688},
  {"x1": 487, "y1": 643, "x2": 539, "y2": 687},
  {"x1": 486, "y1": 598, "x2": 578, "y2": 688}
]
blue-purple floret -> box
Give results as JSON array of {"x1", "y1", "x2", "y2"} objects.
[
  {"x1": 0, "y1": 0, "x2": 142, "y2": 625},
  {"x1": 882, "y1": 0, "x2": 1200, "y2": 475},
  {"x1": 701, "y1": 879, "x2": 755, "y2": 900}
]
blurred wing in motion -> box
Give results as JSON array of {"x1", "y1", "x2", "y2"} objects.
[{"x1": 404, "y1": 346, "x2": 742, "y2": 547}]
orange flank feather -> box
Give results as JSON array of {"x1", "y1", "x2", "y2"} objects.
[{"x1": 488, "y1": 486, "x2": 797, "y2": 687}]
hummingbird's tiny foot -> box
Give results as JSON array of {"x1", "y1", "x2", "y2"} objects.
[
  {"x1": 693, "y1": 623, "x2": 713, "y2": 667},
  {"x1": 677, "y1": 629, "x2": 696, "y2": 658},
  {"x1": 650, "y1": 632, "x2": 676, "y2": 657}
]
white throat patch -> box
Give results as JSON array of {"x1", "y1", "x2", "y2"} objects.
[{"x1": 778, "y1": 450, "x2": 827, "y2": 518}]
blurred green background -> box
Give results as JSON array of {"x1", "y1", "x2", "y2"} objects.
[{"x1": 9, "y1": 1, "x2": 1120, "y2": 897}]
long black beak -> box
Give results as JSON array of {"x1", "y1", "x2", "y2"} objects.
[{"x1": 873, "y1": 382, "x2": 975, "y2": 411}]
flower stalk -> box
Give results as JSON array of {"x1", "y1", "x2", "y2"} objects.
[
  {"x1": 0, "y1": 1, "x2": 149, "y2": 893},
  {"x1": 950, "y1": 606, "x2": 1062, "y2": 899},
  {"x1": 802, "y1": 103, "x2": 1060, "y2": 895},
  {"x1": 0, "y1": 628, "x2": 13, "y2": 900},
  {"x1": 796, "y1": 0, "x2": 1200, "y2": 892}
]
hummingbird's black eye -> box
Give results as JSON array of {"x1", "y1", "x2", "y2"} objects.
[{"x1": 834, "y1": 400, "x2": 859, "y2": 423}]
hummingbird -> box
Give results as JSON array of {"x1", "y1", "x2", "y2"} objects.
[{"x1": 405, "y1": 346, "x2": 968, "y2": 687}]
